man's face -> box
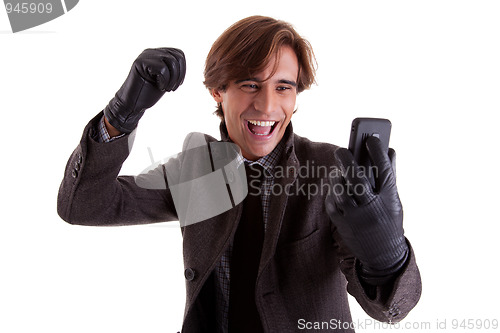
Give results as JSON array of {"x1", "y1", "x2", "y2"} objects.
[{"x1": 212, "y1": 46, "x2": 299, "y2": 161}]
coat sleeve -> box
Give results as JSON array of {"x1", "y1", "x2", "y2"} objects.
[
  {"x1": 57, "y1": 112, "x2": 178, "y2": 226},
  {"x1": 333, "y1": 226, "x2": 422, "y2": 323}
]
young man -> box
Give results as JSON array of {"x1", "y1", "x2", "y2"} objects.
[{"x1": 58, "y1": 16, "x2": 421, "y2": 332}]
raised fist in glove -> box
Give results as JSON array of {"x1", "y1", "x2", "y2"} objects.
[
  {"x1": 104, "y1": 48, "x2": 186, "y2": 134},
  {"x1": 326, "y1": 136, "x2": 409, "y2": 285}
]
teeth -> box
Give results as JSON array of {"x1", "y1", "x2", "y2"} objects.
[{"x1": 248, "y1": 120, "x2": 276, "y2": 127}]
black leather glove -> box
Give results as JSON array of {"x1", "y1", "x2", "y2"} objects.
[
  {"x1": 104, "y1": 48, "x2": 186, "y2": 133},
  {"x1": 326, "y1": 136, "x2": 408, "y2": 285}
]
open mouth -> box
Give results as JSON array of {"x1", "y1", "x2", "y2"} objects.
[{"x1": 246, "y1": 120, "x2": 279, "y2": 138}]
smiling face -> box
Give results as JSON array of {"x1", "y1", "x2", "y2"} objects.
[{"x1": 211, "y1": 46, "x2": 299, "y2": 161}]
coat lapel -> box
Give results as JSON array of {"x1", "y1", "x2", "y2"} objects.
[{"x1": 258, "y1": 126, "x2": 299, "y2": 275}]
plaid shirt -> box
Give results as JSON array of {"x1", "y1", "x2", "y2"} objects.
[
  {"x1": 96, "y1": 116, "x2": 124, "y2": 142},
  {"x1": 96, "y1": 116, "x2": 284, "y2": 332}
]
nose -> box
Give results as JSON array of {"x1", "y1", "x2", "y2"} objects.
[{"x1": 253, "y1": 86, "x2": 277, "y2": 115}]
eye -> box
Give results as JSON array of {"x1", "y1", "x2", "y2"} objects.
[
  {"x1": 241, "y1": 83, "x2": 259, "y2": 91},
  {"x1": 277, "y1": 85, "x2": 294, "y2": 93}
]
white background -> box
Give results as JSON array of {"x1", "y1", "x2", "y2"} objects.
[{"x1": 1, "y1": 1, "x2": 499, "y2": 332}]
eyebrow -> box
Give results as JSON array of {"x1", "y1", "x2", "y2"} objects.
[{"x1": 235, "y1": 78, "x2": 297, "y2": 87}]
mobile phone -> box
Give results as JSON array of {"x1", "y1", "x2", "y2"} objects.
[{"x1": 348, "y1": 118, "x2": 391, "y2": 188}]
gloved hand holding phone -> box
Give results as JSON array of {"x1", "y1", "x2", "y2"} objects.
[{"x1": 326, "y1": 136, "x2": 409, "y2": 286}]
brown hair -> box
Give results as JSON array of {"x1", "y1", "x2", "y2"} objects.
[{"x1": 204, "y1": 15, "x2": 317, "y2": 120}]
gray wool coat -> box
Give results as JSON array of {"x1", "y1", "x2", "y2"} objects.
[{"x1": 57, "y1": 112, "x2": 421, "y2": 332}]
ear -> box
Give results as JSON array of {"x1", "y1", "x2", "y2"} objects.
[{"x1": 211, "y1": 88, "x2": 224, "y2": 103}]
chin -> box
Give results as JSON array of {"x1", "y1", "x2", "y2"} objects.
[{"x1": 246, "y1": 142, "x2": 276, "y2": 160}]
